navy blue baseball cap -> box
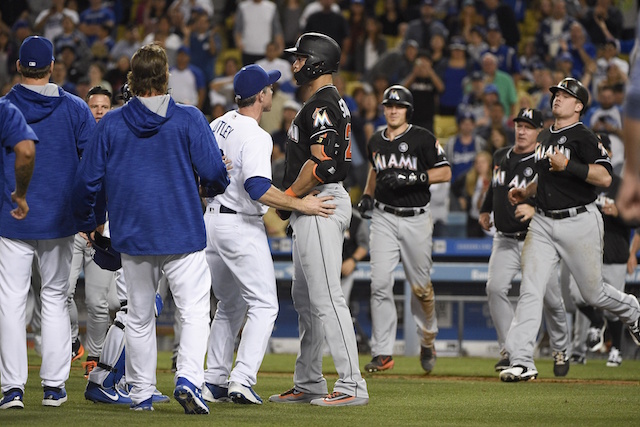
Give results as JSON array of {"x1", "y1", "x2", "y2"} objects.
[
  {"x1": 234, "y1": 64, "x2": 281, "y2": 100},
  {"x1": 19, "y1": 36, "x2": 54, "y2": 68},
  {"x1": 90, "y1": 232, "x2": 122, "y2": 272}
]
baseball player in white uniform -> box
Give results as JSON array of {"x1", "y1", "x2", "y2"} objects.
[{"x1": 203, "y1": 64, "x2": 335, "y2": 405}]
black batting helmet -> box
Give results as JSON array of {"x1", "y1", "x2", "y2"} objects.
[
  {"x1": 549, "y1": 77, "x2": 589, "y2": 112},
  {"x1": 285, "y1": 32, "x2": 341, "y2": 85},
  {"x1": 382, "y1": 85, "x2": 414, "y2": 121}
]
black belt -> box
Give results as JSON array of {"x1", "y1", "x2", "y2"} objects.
[
  {"x1": 499, "y1": 231, "x2": 527, "y2": 241},
  {"x1": 537, "y1": 206, "x2": 587, "y2": 220},
  {"x1": 374, "y1": 201, "x2": 426, "y2": 217},
  {"x1": 209, "y1": 205, "x2": 237, "y2": 214}
]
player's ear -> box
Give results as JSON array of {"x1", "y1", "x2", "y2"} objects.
[{"x1": 576, "y1": 102, "x2": 583, "y2": 113}]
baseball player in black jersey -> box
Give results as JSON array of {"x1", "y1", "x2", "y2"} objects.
[
  {"x1": 501, "y1": 78, "x2": 640, "y2": 382},
  {"x1": 357, "y1": 85, "x2": 451, "y2": 373},
  {"x1": 479, "y1": 108, "x2": 569, "y2": 375},
  {"x1": 268, "y1": 33, "x2": 369, "y2": 407}
]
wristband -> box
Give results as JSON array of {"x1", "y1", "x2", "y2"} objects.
[
  {"x1": 563, "y1": 158, "x2": 569, "y2": 170},
  {"x1": 285, "y1": 187, "x2": 298, "y2": 198},
  {"x1": 565, "y1": 159, "x2": 589, "y2": 181}
]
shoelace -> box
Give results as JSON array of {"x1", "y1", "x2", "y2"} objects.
[{"x1": 553, "y1": 352, "x2": 566, "y2": 364}]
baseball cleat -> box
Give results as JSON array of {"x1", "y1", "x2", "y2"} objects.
[
  {"x1": 152, "y1": 388, "x2": 170, "y2": 403},
  {"x1": 130, "y1": 397, "x2": 153, "y2": 411},
  {"x1": 570, "y1": 354, "x2": 586, "y2": 364},
  {"x1": 228, "y1": 381, "x2": 262, "y2": 405},
  {"x1": 268, "y1": 387, "x2": 326, "y2": 404},
  {"x1": 364, "y1": 355, "x2": 394, "y2": 373},
  {"x1": 42, "y1": 387, "x2": 67, "y2": 407},
  {"x1": 606, "y1": 347, "x2": 622, "y2": 367},
  {"x1": 0, "y1": 388, "x2": 24, "y2": 410},
  {"x1": 628, "y1": 316, "x2": 640, "y2": 346},
  {"x1": 85, "y1": 381, "x2": 132, "y2": 405},
  {"x1": 420, "y1": 345, "x2": 437, "y2": 373},
  {"x1": 494, "y1": 355, "x2": 510, "y2": 372},
  {"x1": 499, "y1": 365, "x2": 538, "y2": 382},
  {"x1": 309, "y1": 392, "x2": 369, "y2": 407},
  {"x1": 552, "y1": 350, "x2": 570, "y2": 377},
  {"x1": 202, "y1": 382, "x2": 231, "y2": 403},
  {"x1": 174, "y1": 377, "x2": 210, "y2": 415},
  {"x1": 586, "y1": 320, "x2": 607, "y2": 352},
  {"x1": 71, "y1": 338, "x2": 85, "y2": 363}
]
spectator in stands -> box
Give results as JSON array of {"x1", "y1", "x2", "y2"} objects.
[
  {"x1": 447, "y1": 0, "x2": 483, "y2": 42},
  {"x1": 11, "y1": 19, "x2": 33, "y2": 47},
  {"x1": 482, "y1": 21, "x2": 521, "y2": 87},
  {"x1": 581, "y1": 0, "x2": 623, "y2": 47},
  {"x1": 436, "y1": 37, "x2": 471, "y2": 126},
  {"x1": 466, "y1": 25, "x2": 488, "y2": 66},
  {"x1": 589, "y1": 84, "x2": 624, "y2": 174},
  {"x1": 486, "y1": 126, "x2": 510, "y2": 154},
  {"x1": 92, "y1": 23, "x2": 115, "y2": 58},
  {"x1": 353, "y1": 16, "x2": 387, "y2": 81},
  {"x1": 0, "y1": 27, "x2": 16, "y2": 87},
  {"x1": 368, "y1": 39, "x2": 418, "y2": 85},
  {"x1": 168, "y1": 0, "x2": 214, "y2": 26},
  {"x1": 104, "y1": 54, "x2": 130, "y2": 97},
  {"x1": 58, "y1": 44, "x2": 88, "y2": 84},
  {"x1": 168, "y1": 46, "x2": 206, "y2": 110},
  {"x1": 459, "y1": 70, "x2": 486, "y2": 120},
  {"x1": 377, "y1": 0, "x2": 405, "y2": 38},
  {"x1": 519, "y1": 40, "x2": 542, "y2": 86},
  {"x1": 403, "y1": 0, "x2": 448, "y2": 51},
  {"x1": 535, "y1": 0, "x2": 575, "y2": 66},
  {"x1": 51, "y1": 61, "x2": 78, "y2": 96},
  {"x1": 143, "y1": 14, "x2": 183, "y2": 67},
  {"x1": 34, "y1": 0, "x2": 80, "y2": 41},
  {"x1": 344, "y1": 0, "x2": 367, "y2": 71},
  {"x1": 402, "y1": 51, "x2": 443, "y2": 133},
  {"x1": 528, "y1": 66, "x2": 554, "y2": 115},
  {"x1": 452, "y1": 150, "x2": 492, "y2": 237},
  {"x1": 298, "y1": 0, "x2": 341, "y2": 30},
  {"x1": 271, "y1": 98, "x2": 300, "y2": 168},
  {"x1": 590, "y1": 39, "x2": 629, "y2": 95},
  {"x1": 209, "y1": 55, "x2": 240, "y2": 108},
  {"x1": 565, "y1": 21, "x2": 596, "y2": 80},
  {"x1": 78, "y1": 0, "x2": 116, "y2": 47},
  {"x1": 480, "y1": 52, "x2": 517, "y2": 119},
  {"x1": 477, "y1": 0, "x2": 520, "y2": 48},
  {"x1": 304, "y1": 0, "x2": 350, "y2": 66},
  {"x1": 110, "y1": 23, "x2": 142, "y2": 64},
  {"x1": 260, "y1": 83, "x2": 291, "y2": 135},
  {"x1": 554, "y1": 51, "x2": 575, "y2": 78},
  {"x1": 184, "y1": 11, "x2": 220, "y2": 86},
  {"x1": 474, "y1": 82, "x2": 500, "y2": 128},
  {"x1": 53, "y1": 15, "x2": 90, "y2": 64},
  {"x1": 257, "y1": 41, "x2": 295, "y2": 93},
  {"x1": 444, "y1": 110, "x2": 487, "y2": 187},
  {"x1": 477, "y1": 101, "x2": 515, "y2": 145},
  {"x1": 138, "y1": 0, "x2": 170, "y2": 36},
  {"x1": 235, "y1": 0, "x2": 284, "y2": 65},
  {"x1": 87, "y1": 61, "x2": 112, "y2": 95},
  {"x1": 280, "y1": 0, "x2": 303, "y2": 49},
  {"x1": 360, "y1": 89, "x2": 387, "y2": 143}
]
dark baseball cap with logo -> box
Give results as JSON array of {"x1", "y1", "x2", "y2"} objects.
[
  {"x1": 19, "y1": 36, "x2": 54, "y2": 68},
  {"x1": 513, "y1": 108, "x2": 543, "y2": 128}
]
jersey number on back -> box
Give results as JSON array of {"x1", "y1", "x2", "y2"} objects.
[{"x1": 338, "y1": 98, "x2": 352, "y2": 162}]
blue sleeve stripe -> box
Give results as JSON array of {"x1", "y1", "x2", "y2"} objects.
[{"x1": 244, "y1": 176, "x2": 272, "y2": 200}]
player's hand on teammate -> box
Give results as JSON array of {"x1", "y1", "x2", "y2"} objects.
[
  {"x1": 298, "y1": 191, "x2": 335, "y2": 217},
  {"x1": 357, "y1": 194, "x2": 373, "y2": 219},
  {"x1": 546, "y1": 147, "x2": 568, "y2": 172},
  {"x1": 602, "y1": 200, "x2": 618, "y2": 217},
  {"x1": 508, "y1": 187, "x2": 527, "y2": 205},
  {"x1": 9, "y1": 191, "x2": 29, "y2": 220},
  {"x1": 341, "y1": 257, "x2": 357, "y2": 277},
  {"x1": 478, "y1": 212, "x2": 492, "y2": 231},
  {"x1": 515, "y1": 204, "x2": 535, "y2": 222}
]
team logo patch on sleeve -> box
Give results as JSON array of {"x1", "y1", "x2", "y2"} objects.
[{"x1": 313, "y1": 107, "x2": 332, "y2": 128}]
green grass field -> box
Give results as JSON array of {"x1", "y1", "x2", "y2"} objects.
[{"x1": 1, "y1": 351, "x2": 639, "y2": 426}]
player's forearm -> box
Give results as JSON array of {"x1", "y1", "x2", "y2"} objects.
[
  {"x1": 349, "y1": 246, "x2": 368, "y2": 263},
  {"x1": 584, "y1": 164, "x2": 612, "y2": 187},
  {"x1": 13, "y1": 140, "x2": 35, "y2": 198},
  {"x1": 524, "y1": 181, "x2": 538, "y2": 199},
  {"x1": 259, "y1": 185, "x2": 304, "y2": 211},
  {"x1": 623, "y1": 116, "x2": 640, "y2": 174},
  {"x1": 362, "y1": 166, "x2": 377, "y2": 197},
  {"x1": 428, "y1": 165, "x2": 451, "y2": 184},
  {"x1": 286, "y1": 160, "x2": 322, "y2": 197}
]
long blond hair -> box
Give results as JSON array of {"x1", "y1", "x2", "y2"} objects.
[{"x1": 465, "y1": 150, "x2": 493, "y2": 197}]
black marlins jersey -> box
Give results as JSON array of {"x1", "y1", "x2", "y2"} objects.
[
  {"x1": 534, "y1": 122, "x2": 612, "y2": 211},
  {"x1": 282, "y1": 85, "x2": 351, "y2": 189},
  {"x1": 368, "y1": 124, "x2": 449, "y2": 207},
  {"x1": 480, "y1": 147, "x2": 537, "y2": 234}
]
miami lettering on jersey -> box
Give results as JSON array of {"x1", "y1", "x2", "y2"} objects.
[
  {"x1": 492, "y1": 168, "x2": 535, "y2": 189},
  {"x1": 312, "y1": 107, "x2": 332, "y2": 128},
  {"x1": 288, "y1": 123, "x2": 299, "y2": 144},
  {"x1": 373, "y1": 152, "x2": 418, "y2": 171},
  {"x1": 534, "y1": 143, "x2": 571, "y2": 162}
]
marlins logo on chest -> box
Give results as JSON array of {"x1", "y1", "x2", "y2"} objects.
[
  {"x1": 534, "y1": 141, "x2": 571, "y2": 162},
  {"x1": 313, "y1": 107, "x2": 332, "y2": 128}
]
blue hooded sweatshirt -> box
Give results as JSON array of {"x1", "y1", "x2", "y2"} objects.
[
  {"x1": 2, "y1": 85, "x2": 95, "y2": 239},
  {"x1": 72, "y1": 96, "x2": 229, "y2": 255}
]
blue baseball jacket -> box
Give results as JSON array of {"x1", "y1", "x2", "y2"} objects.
[{"x1": 72, "y1": 96, "x2": 229, "y2": 255}]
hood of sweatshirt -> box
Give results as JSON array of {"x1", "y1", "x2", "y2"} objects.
[
  {"x1": 121, "y1": 96, "x2": 175, "y2": 138},
  {"x1": 8, "y1": 84, "x2": 65, "y2": 124}
]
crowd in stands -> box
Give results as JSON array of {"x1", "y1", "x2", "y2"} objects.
[{"x1": 0, "y1": 0, "x2": 637, "y2": 238}]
